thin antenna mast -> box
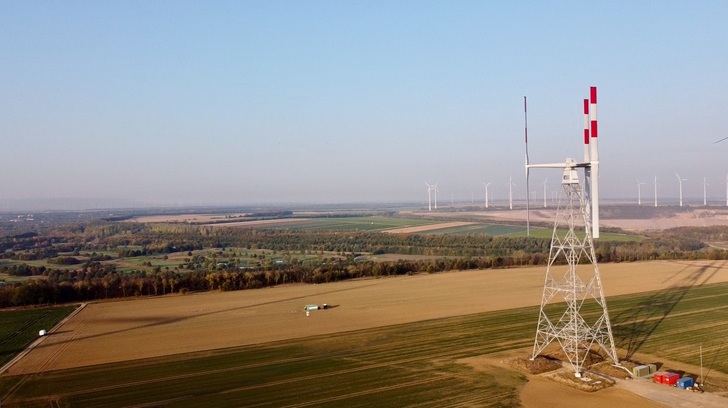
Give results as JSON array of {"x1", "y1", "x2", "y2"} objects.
[
  {"x1": 583, "y1": 98, "x2": 591, "y2": 218},
  {"x1": 700, "y1": 343, "x2": 704, "y2": 386},
  {"x1": 525, "y1": 96, "x2": 530, "y2": 235}
]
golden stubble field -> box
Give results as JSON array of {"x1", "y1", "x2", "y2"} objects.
[{"x1": 10, "y1": 260, "x2": 728, "y2": 377}]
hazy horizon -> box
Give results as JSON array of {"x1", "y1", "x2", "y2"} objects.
[
  {"x1": 3, "y1": 2, "x2": 727, "y2": 210},
  {"x1": 0, "y1": 195, "x2": 724, "y2": 213}
]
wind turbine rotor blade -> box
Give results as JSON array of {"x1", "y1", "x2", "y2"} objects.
[{"x1": 528, "y1": 163, "x2": 578, "y2": 169}]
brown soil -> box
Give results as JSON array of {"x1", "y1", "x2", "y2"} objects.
[
  {"x1": 463, "y1": 350, "x2": 666, "y2": 408},
  {"x1": 520, "y1": 375, "x2": 664, "y2": 408},
  {"x1": 384, "y1": 221, "x2": 475, "y2": 234},
  {"x1": 510, "y1": 356, "x2": 562, "y2": 375},
  {"x1": 7, "y1": 260, "x2": 728, "y2": 406},
  {"x1": 418, "y1": 206, "x2": 728, "y2": 232}
]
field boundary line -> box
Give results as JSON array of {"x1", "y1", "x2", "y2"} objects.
[{"x1": 0, "y1": 303, "x2": 85, "y2": 375}]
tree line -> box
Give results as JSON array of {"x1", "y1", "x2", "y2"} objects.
[{"x1": 2, "y1": 221, "x2": 728, "y2": 308}]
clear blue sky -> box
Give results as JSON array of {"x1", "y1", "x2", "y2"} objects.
[{"x1": 2, "y1": 1, "x2": 727, "y2": 209}]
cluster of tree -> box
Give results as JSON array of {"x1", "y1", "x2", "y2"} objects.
[
  {"x1": 47, "y1": 256, "x2": 81, "y2": 265},
  {"x1": 0, "y1": 255, "x2": 528, "y2": 307},
  {"x1": 3, "y1": 220, "x2": 728, "y2": 308}
]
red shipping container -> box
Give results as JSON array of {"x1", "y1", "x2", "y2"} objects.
[
  {"x1": 663, "y1": 373, "x2": 680, "y2": 385},
  {"x1": 653, "y1": 372, "x2": 666, "y2": 383}
]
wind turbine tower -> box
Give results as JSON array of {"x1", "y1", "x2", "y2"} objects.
[
  {"x1": 526, "y1": 86, "x2": 620, "y2": 377},
  {"x1": 654, "y1": 176, "x2": 658, "y2": 207},
  {"x1": 703, "y1": 177, "x2": 709, "y2": 206},
  {"x1": 483, "y1": 182, "x2": 492, "y2": 208},
  {"x1": 425, "y1": 182, "x2": 434, "y2": 211},
  {"x1": 637, "y1": 179, "x2": 645, "y2": 206},
  {"x1": 509, "y1": 176, "x2": 516, "y2": 210},
  {"x1": 542, "y1": 179, "x2": 548, "y2": 208},
  {"x1": 676, "y1": 173, "x2": 686, "y2": 207},
  {"x1": 434, "y1": 184, "x2": 438, "y2": 209}
]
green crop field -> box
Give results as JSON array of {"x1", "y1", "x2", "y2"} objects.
[
  {"x1": 262, "y1": 216, "x2": 436, "y2": 232},
  {"x1": 422, "y1": 223, "x2": 528, "y2": 236},
  {"x1": 421, "y1": 223, "x2": 642, "y2": 242},
  {"x1": 0, "y1": 260, "x2": 78, "y2": 272},
  {"x1": 2, "y1": 281, "x2": 728, "y2": 407},
  {"x1": 0, "y1": 306, "x2": 78, "y2": 368}
]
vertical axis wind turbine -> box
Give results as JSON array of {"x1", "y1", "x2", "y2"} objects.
[
  {"x1": 588, "y1": 87, "x2": 600, "y2": 237},
  {"x1": 526, "y1": 86, "x2": 619, "y2": 377},
  {"x1": 636, "y1": 179, "x2": 645, "y2": 206},
  {"x1": 676, "y1": 173, "x2": 686, "y2": 207},
  {"x1": 525, "y1": 89, "x2": 600, "y2": 238}
]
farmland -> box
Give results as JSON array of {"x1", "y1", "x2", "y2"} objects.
[
  {"x1": 1, "y1": 211, "x2": 661, "y2": 309},
  {"x1": 0, "y1": 306, "x2": 77, "y2": 367},
  {"x1": 2, "y1": 261, "x2": 728, "y2": 406},
  {"x1": 220, "y1": 216, "x2": 437, "y2": 232},
  {"x1": 2, "y1": 207, "x2": 728, "y2": 405},
  {"x1": 197, "y1": 215, "x2": 640, "y2": 240}
]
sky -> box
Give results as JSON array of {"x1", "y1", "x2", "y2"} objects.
[{"x1": 2, "y1": 1, "x2": 728, "y2": 210}]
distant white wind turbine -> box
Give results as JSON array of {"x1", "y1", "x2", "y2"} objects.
[
  {"x1": 508, "y1": 176, "x2": 517, "y2": 210},
  {"x1": 425, "y1": 182, "x2": 434, "y2": 211},
  {"x1": 703, "y1": 177, "x2": 709, "y2": 206},
  {"x1": 542, "y1": 178, "x2": 548, "y2": 208},
  {"x1": 483, "y1": 182, "x2": 492, "y2": 208},
  {"x1": 637, "y1": 179, "x2": 646, "y2": 206},
  {"x1": 434, "y1": 184, "x2": 439, "y2": 209},
  {"x1": 676, "y1": 173, "x2": 687, "y2": 207}
]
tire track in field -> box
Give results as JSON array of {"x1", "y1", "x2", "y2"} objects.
[
  {"x1": 14, "y1": 353, "x2": 330, "y2": 404},
  {"x1": 46, "y1": 353, "x2": 428, "y2": 404},
  {"x1": 0, "y1": 305, "x2": 87, "y2": 374},
  {"x1": 66, "y1": 354, "x2": 431, "y2": 407},
  {"x1": 34, "y1": 344, "x2": 500, "y2": 406},
  {"x1": 36, "y1": 304, "x2": 101, "y2": 375},
  {"x1": 15, "y1": 322, "x2": 528, "y2": 406},
  {"x1": 0, "y1": 315, "x2": 41, "y2": 347},
  {"x1": 2, "y1": 304, "x2": 98, "y2": 403},
  {"x1": 277, "y1": 377, "x2": 445, "y2": 408}
]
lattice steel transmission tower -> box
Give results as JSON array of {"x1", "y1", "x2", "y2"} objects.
[
  {"x1": 530, "y1": 163, "x2": 618, "y2": 376},
  {"x1": 525, "y1": 87, "x2": 620, "y2": 377}
]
